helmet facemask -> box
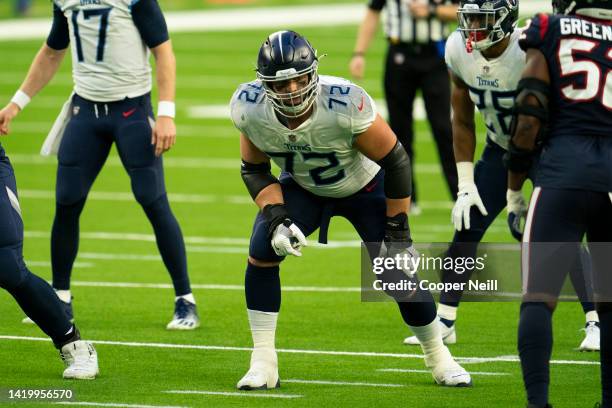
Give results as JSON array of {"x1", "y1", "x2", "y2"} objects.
[
  {"x1": 458, "y1": 2, "x2": 516, "y2": 51},
  {"x1": 258, "y1": 61, "x2": 319, "y2": 118}
]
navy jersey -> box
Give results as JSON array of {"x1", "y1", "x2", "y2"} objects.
[{"x1": 520, "y1": 14, "x2": 612, "y2": 192}]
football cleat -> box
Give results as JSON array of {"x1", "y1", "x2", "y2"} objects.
[
  {"x1": 427, "y1": 346, "x2": 472, "y2": 387},
  {"x1": 578, "y1": 321, "x2": 600, "y2": 352},
  {"x1": 60, "y1": 340, "x2": 99, "y2": 380},
  {"x1": 404, "y1": 320, "x2": 456, "y2": 345},
  {"x1": 23, "y1": 298, "x2": 74, "y2": 325},
  {"x1": 166, "y1": 298, "x2": 200, "y2": 330},
  {"x1": 237, "y1": 348, "x2": 280, "y2": 390}
]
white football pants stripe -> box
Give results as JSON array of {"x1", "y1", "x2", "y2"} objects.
[
  {"x1": 521, "y1": 187, "x2": 542, "y2": 295},
  {"x1": 6, "y1": 186, "x2": 22, "y2": 218}
]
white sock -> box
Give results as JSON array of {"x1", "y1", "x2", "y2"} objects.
[
  {"x1": 409, "y1": 318, "x2": 451, "y2": 368},
  {"x1": 55, "y1": 289, "x2": 71, "y2": 304},
  {"x1": 247, "y1": 309, "x2": 278, "y2": 350},
  {"x1": 437, "y1": 304, "x2": 457, "y2": 322},
  {"x1": 586, "y1": 310, "x2": 599, "y2": 323},
  {"x1": 176, "y1": 293, "x2": 196, "y2": 304}
]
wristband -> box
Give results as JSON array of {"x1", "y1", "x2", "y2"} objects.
[
  {"x1": 157, "y1": 101, "x2": 175, "y2": 118},
  {"x1": 456, "y1": 161, "x2": 475, "y2": 190},
  {"x1": 11, "y1": 90, "x2": 31, "y2": 110}
]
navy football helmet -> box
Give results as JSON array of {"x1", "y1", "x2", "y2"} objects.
[
  {"x1": 256, "y1": 30, "x2": 319, "y2": 118},
  {"x1": 458, "y1": 0, "x2": 519, "y2": 51},
  {"x1": 552, "y1": 0, "x2": 612, "y2": 19}
]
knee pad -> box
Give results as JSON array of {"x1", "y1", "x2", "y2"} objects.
[
  {"x1": 0, "y1": 247, "x2": 28, "y2": 290},
  {"x1": 56, "y1": 165, "x2": 86, "y2": 206},
  {"x1": 131, "y1": 167, "x2": 164, "y2": 207}
]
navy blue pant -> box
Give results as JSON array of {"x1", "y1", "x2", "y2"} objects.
[
  {"x1": 440, "y1": 141, "x2": 595, "y2": 312},
  {"x1": 519, "y1": 188, "x2": 612, "y2": 407},
  {"x1": 51, "y1": 93, "x2": 191, "y2": 296},
  {"x1": 0, "y1": 152, "x2": 75, "y2": 347},
  {"x1": 246, "y1": 171, "x2": 436, "y2": 327}
]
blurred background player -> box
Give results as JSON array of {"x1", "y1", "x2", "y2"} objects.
[
  {"x1": 231, "y1": 30, "x2": 472, "y2": 391},
  {"x1": 403, "y1": 0, "x2": 600, "y2": 352},
  {"x1": 507, "y1": 1, "x2": 612, "y2": 406},
  {"x1": 0, "y1": 0, "x2": 199, "y2": 330},
  {"x1": 0, "y1": 111, "x2": 98, "y2": 379},
  {"x1": 349, "y1": 0, "x2": 459, "y2": 214}
]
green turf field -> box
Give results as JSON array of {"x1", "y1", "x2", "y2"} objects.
[{"x1": 0, "y1": 20, "x2": 602, "y2": 408}]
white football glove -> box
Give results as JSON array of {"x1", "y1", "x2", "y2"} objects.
[
  {"x1": 506, "y1": 189, "x2": 528, "y2": 241},
  {"x1": 452, "y1": 162, "x2": 488, "y2": 231},
  {"x1": 271, "y1": 221, "x2": 308, "y2": 257}
]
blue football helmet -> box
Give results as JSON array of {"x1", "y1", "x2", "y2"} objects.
[
  {"x1": 458, "y1": 0, "x2": 519, "y2": 51},
  {"x1": 553, "y1": 0, "x2": 612, "y2": 19},
  {"x1": 256, "y1": 30, "x2": 319, "y2": 118}
]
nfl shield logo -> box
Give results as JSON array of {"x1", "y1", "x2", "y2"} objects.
[
  {"x1": 482, "y1": 66, "x2": 490, "y2": 75},
  {"x1": 73, "y1": 106, "x2": 80, "y2": 116},
  {"x1": 288, "y1": 134, "x2": 297, "y2": 142}
]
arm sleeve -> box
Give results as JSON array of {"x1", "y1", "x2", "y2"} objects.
[
  {"x1": 46, "y1": 4, "x2": 70, "y2": 50},
  {"x1": 131, "y1": 0, "x2": 170, "y2": 49},
  {"x1": 368, "y1": 0, "x2": 385, "y2": 11}
]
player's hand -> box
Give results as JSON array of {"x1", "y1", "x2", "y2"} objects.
[
  {"x1": 349, "y1": 55, "x2": 365, "y2": 80},
  {"x1": 408, "y1": 2, "x2": 429, "y2": 19},
  {"x1": 506, "y1": 189, "x2": 527, "y2": 241},
  {"x1": 271, "y1": 221, "x2": 308, "y2": 257},
  {"x1": 0, "y1": 103, "x2": 20, "y2": 136},
  {"x1": 379, "y1": 213, "x2": 419, "y2": 276},
  {"x1": 452, "y1": 183, "x2": 488, "y2": 231},
  {"x1": 151, "y1": 116, "x2": 176, "y2": 157},
  {"x1": 263, "y1": 204, "x2": 308, "y2": 257}
]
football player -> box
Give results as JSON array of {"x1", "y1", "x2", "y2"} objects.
[
  {"x1": 403, "y1": 0, "x2": 600, "y2": 352},
  {"x1": 230, "y1": 30, "x2": 472, "y2": 391},
  {"x1": 507, "y1": 1, "x2": 611, "y2": 406},
  {"x1": 0, "y1": 0, "x2": 199, "y2": 330},
  {"x1": 0, "y1": 138, "x2": 98, "y2": 379}
]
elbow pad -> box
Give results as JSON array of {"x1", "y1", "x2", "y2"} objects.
[
  {"x1": 240, "y1": 160, "x2": 279, "y2": 200},
  {"x1": 377, "y1": 142, "x2": 412, "y2": 199}
]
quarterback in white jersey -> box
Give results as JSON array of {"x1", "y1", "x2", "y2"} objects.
[
  {"x1": 232, "y1": 30, "x2": 471, "y2": 392},
  {"x1": 0, "y1": 0, "x2": 200, "y2": 330},
  {"x1": 403, "y1": 0, "x2": 600, "y2": 352}
]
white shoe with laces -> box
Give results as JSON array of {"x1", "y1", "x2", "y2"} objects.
[
  {"x1": 60, "y1": 340, "x2": 99, "y2": 380},
  {"x1": 237, "y1": 348, "x2": 279, "y2": 390},
  {"x1": 426, "y1": 346, "x2": 471, "y2": 387},
  {"x1": 579, "y1": 321, "x2": 600, "y2": 352}
]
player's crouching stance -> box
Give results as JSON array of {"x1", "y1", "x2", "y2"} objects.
[{"x1": 230, "y1": 30, "x2": 471, "y2": 390}]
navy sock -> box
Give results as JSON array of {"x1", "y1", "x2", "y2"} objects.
[
  {"x1": 600, "y1": 304, "x2": 612, "y2": 408},
  {"x1": 143, "y1": 195, "x2": 191, "y2": 296},
  {"x1": 9, "y1": 271, "x2": 74, "y2": 345},
  {"x1": 396, "y1": 288, "x2": 436, "y2": 327},
  {"x1": 518, "y1": 302, "x2": 553, "y2": 407},
  {"x1": 245, "y1": 262, "x2": 280, "y2": 312},
  {"x1": 51, "y1": 199, "x2": 86, "y2": 290}
]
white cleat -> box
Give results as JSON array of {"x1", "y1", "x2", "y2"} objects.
[
  {"x1": 579, "y1": 321, "x2": 600, "y2": 352},
  {"x1": 404, "y1": 320, "x2": 456, "y2": 345},
  {"x1": 166, "y1": 298, "x2": 200, "y2": 330},
  {"x1": 237, "y1": 349, "x2": 279, "y2": 390},
  {"x1": 60, "y1": 341, "x2": 99, "y2": 380},
  {"x1": 426, "y1": 346, "x2": 472, "y2": 387}
]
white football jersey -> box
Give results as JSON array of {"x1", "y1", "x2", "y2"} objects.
[
  {"x1": 54, "y1": 0, "x2": 152, "y2": 102},
  {"x1": 230, "y1": 75, "x2": 380, "y2": 198},
  {"x1": 445, "y1": 29, "x2": 525, "y2": 150}
]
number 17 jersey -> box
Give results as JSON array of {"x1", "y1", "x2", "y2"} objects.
[{"x1": 53, "y1": 0, "x2": 152, "y2": 102}]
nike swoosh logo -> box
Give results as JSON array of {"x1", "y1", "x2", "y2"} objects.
[
  {"x1": 365, "y1": 180, "x2": 378, "y2": 192},
  {"x1": 357, "y1": 95, "x2": 365, "y2": 112},
  {"x1": 122, "y1": 108, "x2": 137, "y2": 118}
]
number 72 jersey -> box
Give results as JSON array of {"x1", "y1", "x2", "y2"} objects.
[
  {"x1": 230, "y1": 75, "x2": 381, "y2": 198},
  {"x1": 520, "y1": 14, "x2": 611, "y2": 139},
  {"x1": 53, "y1": 0, "x2": 152, "y2": 102}
]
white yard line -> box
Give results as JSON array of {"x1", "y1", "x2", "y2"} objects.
[
  {"x1": 0, "y1": 2, "x2": 551, "y2": 42},
  {"x1": 0, "y1": 335, "x2": 599, "y2": 366},
  {"x1": 377, "y1": 368, "x2": 511, "y2": 376},
  {"x1": 283, "y1": 379, "x2": 405, "y2": 387},
  {"x1": 55, "y1": 403, "x2": 189, "y2": 408},
  {"x1": 69, "y1": 280, "x2": 361, "y2": 293},
  {"x1": 163, "y1": 390, "x2": 301, "y2": 399}
]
